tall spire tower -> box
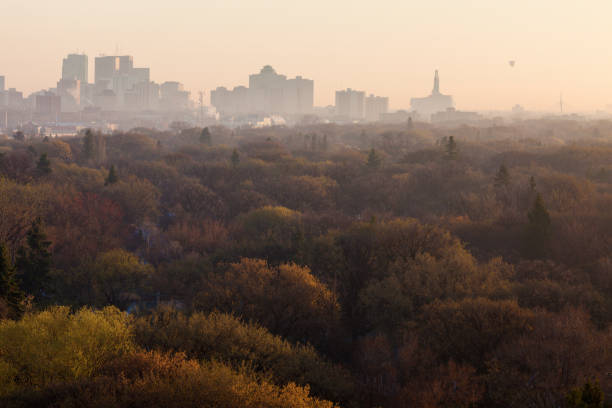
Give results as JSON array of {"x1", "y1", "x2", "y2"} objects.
[{"x1": 432, "y1": 70, "x2": 440, "y2": 95}]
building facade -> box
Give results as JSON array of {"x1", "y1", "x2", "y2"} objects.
[
  {"x1": 36, "y1": 93, "x2": 61, "y2": 115},
  {"x1": 211, "y1": 66, "x2": 313, "y2": 116},
  {"x1": 335, "y1": 88, "x2": 365, "y2": 120},
  {"x1": 62, "y1": 54, "x2": 88, "y2": 83},
  {"x1": 410, "y1": 70, "x2": 454, "y2": 120},
  {"x1": 365, "y1": 94, "x2": 389, "y2": 122},
  {"x1": 94, "y1": 55, "x2": 156, "y2": 110}
]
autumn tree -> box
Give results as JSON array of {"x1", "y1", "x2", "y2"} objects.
[
  {"x1": 0, "y1": 306, "x2": 134, "y2": 393},
  {"x1": 421, "y1": 298, "x2": 534, "y2": 368},
  {"x1": 89, "y1": 249, "x2": 153, "y2": 309},
  {"x1": 133, "y1": 308, "x2": 355, "y2": 404},
  {"x1": 233, "y1": 206, "x2": 303, "y2": 263},
  {"x1": 195, "y1": 258, "x2": 340, "y2": 347}
]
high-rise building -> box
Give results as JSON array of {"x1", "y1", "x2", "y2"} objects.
[
  {"x1": 95, "y1": 56, "x2": 120, "y2": 89},
  {"x1": 7, "y1": 88, "x2": 24, "y2": 109},
  {"x1": 62, "y1": 54, "x2": 88, "y2": 83},
  {"x1": 117, "y1": 55, "x2": 133, "y2": 74},
  {"x1": 36, "y1": 92, "x2": 61, "y2": 114},
  {"x1": 285, "y1": 76, "x2": 314, "y2": 114},
  {"x1": 410, "y1": 70, "x2": 454, "y2": 120},
  {"x1": 94, "y1": 55, "x2": 153, "y2": 109},
  {"x1": 0, "y1": 76, "x2": 5, "y2": 92},
  {"x1": 365, "y1": 94, "x2": 389, "y2": 122},
  {"x1": 57, "y1": 79, "x2": 81, "y2": 112},
  {"x1": 212, "y1": 66, "x2": 313, "y2": 116},
  {"x1": 124, "y1": 81, "x2": 159, "y2": 111},
  {"x1": 160, "y1": 81, "x2": 190, "y2": 110},
  {"x1": 335, "y1": 88, "x2": 365, "y2": 119}
]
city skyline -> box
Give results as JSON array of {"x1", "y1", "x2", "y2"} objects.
[{"x1": 4, "y1": 0, "x2": 612, "y2": 112}]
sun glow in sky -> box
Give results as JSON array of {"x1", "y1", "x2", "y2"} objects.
[{"x1": 3, "y1": 0, "x2": 612, "y2": 111}]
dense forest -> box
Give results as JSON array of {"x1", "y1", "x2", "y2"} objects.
[{"x1": 0, "y1": 118, "x2": 611, "y2": 407}]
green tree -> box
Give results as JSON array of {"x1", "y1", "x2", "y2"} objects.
[
  {"x1": 82, "y1": 129, "x2": 106, "y2": 164},
  {"x1": 528, "y1": 175, "x2": 537, "y2": 195},
  {"x1": 0, "y1": 244, "x2": 24, "y2": 319},
  {"x1": 90, "y1": 249, "x2": 153, "y2": 309},
  {"x1": 200, "y1": 127, "x2": 212, "y2": 146},
  {"x1": 366, "y1": 148, "x2": 382, "y2": 169},
  {"x1": 105, "y1": 164, "x2": 118, "y2": 185},
  {"x1": 83, "y1": 129, "x2": 94, "y2": 159},
  {"x1": 566, "y1": 379, "x2": 605, "y2": 408},
  {"x1": 494, "y1": 164, "x2": 511, "y2": 188},
  {"x1": 36, "y1": 153, "x2": 52, "y2": 175},
  {"x1": 525, "y1": 193, "x2": 551, "y2": 258},
  {"x1": 445, "y1": 135, "x2": 458, "y2": 159},
  {"x1": 322, "y1": 134, "x2": 328, "y2": 151},
  {"x1": 231, "y1": 148, "x2": 240, "y2": 168},
  {"x1": 15, "y1": 218, "x2": 52, "y2": 301}
]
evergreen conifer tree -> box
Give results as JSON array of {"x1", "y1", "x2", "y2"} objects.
[
  {"x1": 83, "y1": 129, "x2": 94, "y2": 159},
  {"x1": 528, "y1": 175, "x2": 537, "y2": 192},
  {"x1": 16, "y1": 218, "x2": 52, "y2": 301},
  {"x1": 231, "y1": 149, "x2": 240, "y2": 168},
  {"x1": 200, "y1": 127, "x2": 212, "y2": 146},
  {"x1": 367, "y1": 148, "x2": 382, "y2": 169},
  {"x1": 445, "y1": 136, "x2": 458, "y2": 159},
  {"x1": 566, "y1": 379, "x2": 605, "y2": 408},
  {"x1": 494, "y1": 164, "x2": 511, "y2": 188},
  {"x1": 36, "y1": 153, "x2": 52, "y2": 175},
  {"x1": 0, "y1": 244, "x2": 25, "y2": 319},
  {"x1": 105, "y1": 165, "x2": 118, "y2": 185},
  {"x1": 525, "y1": 193, "x2": 551, "y2": 258}
]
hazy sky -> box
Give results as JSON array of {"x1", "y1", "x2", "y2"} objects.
[{"x1": 3, "y1": 0, "x2": 612, "y2": 111}]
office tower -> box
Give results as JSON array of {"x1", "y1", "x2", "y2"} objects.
[
  {"x1": 117, "y1": 55, "x2": 133, "y2": 74},
  {"x1": 57, "y1": 79, "x2": 81, "y2": 112},
  {"x1": 211, "y1": 66, "x2": 313, "y2": 115},
  {"x1": 0, "y1": 76, "x2": 5, "y2": 92},
  {"x1": 62, "y1": 54, "x2": 88, "y2": 83},
  {"x1": 335, "y1": 88, "x2": 365, "y2": 119},
  {"x1": 160, "y1": 81, "x2": 190, "y2": 110},
  {"x1": 94, "y1": 55, "x2": 153, "y2": 109},
  {"x1": 95, "y1": 56, "x2": 120, "y2": 89},
  {"x1": 365, "y1": 94, "x2": 389, "y2": 122},
  {"x1": 36, "y1": 92, "x2": 61, "y2": 114}
]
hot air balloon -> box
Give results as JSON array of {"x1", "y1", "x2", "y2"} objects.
[{"x1": 509, "y1": 60, "x2": 516, "y2": 67}]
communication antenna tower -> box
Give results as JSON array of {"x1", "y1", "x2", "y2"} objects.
[
  {"x1": 198, "y1": 91, "x2": 204, "y2": 125},
  {"x1": 560, "y1": 92, "x2": 563, "y2": 114}
]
